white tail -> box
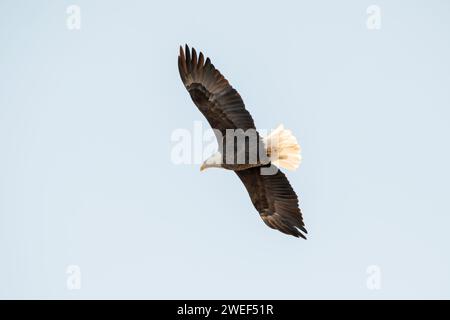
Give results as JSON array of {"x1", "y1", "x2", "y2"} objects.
[{"x1": 263, "y1": 124, "x2": 302, "y2": 171}]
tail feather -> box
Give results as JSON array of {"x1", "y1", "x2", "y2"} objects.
[{"x1": 263, "y1": 124, "x2": 302, "y2": 171}]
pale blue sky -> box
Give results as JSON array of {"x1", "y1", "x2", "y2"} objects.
[{"x1": 1, "y1": 0, "x2": 449, "y2": 299}]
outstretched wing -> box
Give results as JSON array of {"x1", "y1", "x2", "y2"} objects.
[
  {"x1": 236, "y1": 167, "x2": 307, "y2": 238},
  {"x1": 178, "y1": 45, "x2": 256, "y2": 140}
]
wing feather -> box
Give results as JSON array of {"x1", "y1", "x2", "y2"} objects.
[
  {"x1": 235, "y1": 167, "x2": 307, "y2": 238},
  {"x1": 178, "y1": 45, "x2": 256, "y2": 139}
]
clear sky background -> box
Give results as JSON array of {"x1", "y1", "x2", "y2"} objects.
[{"x1": 1, "y1": 0, "x2": 449, "y2": 299}]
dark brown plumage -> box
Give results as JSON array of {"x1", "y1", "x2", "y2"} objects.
[
  {"x1": 178, "y1": 45, "x2": 307, "y2": 238},
  {"x1": 236, "y1": 167, "x2": 307, "y2": 238}
]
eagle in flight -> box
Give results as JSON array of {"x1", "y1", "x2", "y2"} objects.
[{"x1": 178, "y1": 45, "x2": 307, "y2": 238}]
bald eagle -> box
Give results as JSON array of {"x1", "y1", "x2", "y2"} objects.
[{"x1": 178, "y1": 45, "x2": 307, "y2": 238}]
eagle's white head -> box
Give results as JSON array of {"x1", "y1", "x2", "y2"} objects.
[{"x1": 200, "y1": 152, "x2": 223, "y2": 171}]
